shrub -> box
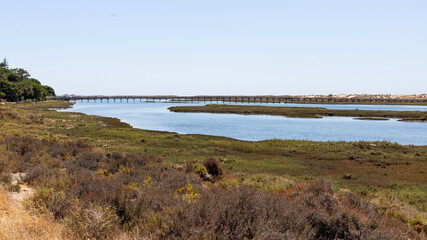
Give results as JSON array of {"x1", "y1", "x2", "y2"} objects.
[
  {"x1": 124, "y1": 153, "x2": 147, "y2": 167},
  {"x1": 161, "y1": 180, "x2": 421, "y2": 240},
  {"x1": 8, "y1": 184, "x2": 20, "y2": 192},
  {"x1": 203, "y1": 158, "x2": 223, "y2": 177},
  {"x1": 0, "y1": 111, "x2": 20, "y2": 120},
  {"x1": 106, "y1": 152, "x2": 152, "y2": 173},
  {"x1": 66, "y1": 204, "x2": 120, "y2": 240},
  {"x1": 45, "y1": 141, "x2": 69, "y2": 158},
  {"x1": 0, "y1": 134, "x2": 423, "y2": 239},
  {"x1": 144, "y1": 154, "x2": 163, "y2": 164},
  {"x1": 175, "y1": 180, "x2": 200, "y2": 203},
  {"x1": 29, "y1": 187, "x2": 72, "y2": 219},
  {"x1": 186, "y1": 161, "x2": 207, "y2": 177},
  {"x1": 0, "y1": 172, "x2": 10, "y2": 184},
  {"x1": 23, "y1": 165, "x2": 51, "y2": 184},
  {"x1": 75, "y1": 151, "x2": 104, "y2": 170},
  {"x1": 408, "y1": 215, "x2": 427, "y2": 234},
  {"x1": 66, "y1": 140, "x2": 91, "y2": 156},
  {"x1": 70, "y1": 170, "x2": 119, "y2": 200},
  {"x1": 4, "y1": 135, "x2": 37, "y2": 156}
]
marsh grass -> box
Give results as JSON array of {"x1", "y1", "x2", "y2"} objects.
[
  {"x1": 0, "y1": 101, "x2": 426, "y2": 238},
  {"x1": 354, "y1": 117, "x2": 390, "y2": 121},
  {"x1": 0, "y1": 134, "x2": 422, "y2": 238},
  {"x1": 169, "y1": 104, "x2": 427, "y2": 120}
]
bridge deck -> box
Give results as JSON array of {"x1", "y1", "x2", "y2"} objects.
[{"x1": 48, "y1": 95, "x2": 427, "y2": 104}]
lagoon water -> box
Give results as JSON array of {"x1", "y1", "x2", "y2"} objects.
[{"x1": 62, "y1": 101, "x2": 427, "y2": 145}]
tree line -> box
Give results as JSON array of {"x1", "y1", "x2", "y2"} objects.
[{"x1": 0, "y1": 58, "x2": 55, "y2": 101}]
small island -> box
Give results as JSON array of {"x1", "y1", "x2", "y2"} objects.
[{"x1": 168, "y1": 104, "x2": 427, "y2": 122}]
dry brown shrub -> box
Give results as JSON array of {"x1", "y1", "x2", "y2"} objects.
[
  {"x1": 159, "y1": 180, "x2": 423, "y2": 240},
  {"x1": 0, "y1": 135, "x2": 423, "y2": 239},
  {"x1": 4, "y1": 135, "x2": 37, "y2": 156},
  {"x1": 29, "y1": 187, "x2": 72, "y2": 219},
  {"x1": 203, "y1": 158, "x2": 223, "y2": 178},
  {"x1": 65, "y1": 204, "x2": 120, "y2": 240}
]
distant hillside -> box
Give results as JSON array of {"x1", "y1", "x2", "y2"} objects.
[{"x1": 0, "y1": 58, "x2": 55, "y2": 102}]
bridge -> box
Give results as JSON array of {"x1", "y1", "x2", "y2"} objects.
[{"x1": 48, "y1": 95, "x2": 427, "y2": 104}]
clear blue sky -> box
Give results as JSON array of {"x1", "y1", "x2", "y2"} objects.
[{"x1": 1, "y1": 1, "x2": 426, "y2": 95}]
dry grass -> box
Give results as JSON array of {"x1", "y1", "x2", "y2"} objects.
[{"x1": 0, "y1": 187, "x2": 65, "y2": 240}]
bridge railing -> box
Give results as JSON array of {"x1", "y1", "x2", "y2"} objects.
[{"x1": 47, "y1": 96, "x2": 427, "y2": 104}]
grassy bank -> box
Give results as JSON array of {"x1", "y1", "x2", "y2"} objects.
[
  {"x1": 168, "y1": 104, "x2": 427, "y2": 121},
  {"x1": 0, "y1": 101, "x2": 426, "y2": 238}
]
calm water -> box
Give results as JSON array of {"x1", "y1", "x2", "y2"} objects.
[{"x1": 61, "y1": 101, "x2": 427, "y2": 145}]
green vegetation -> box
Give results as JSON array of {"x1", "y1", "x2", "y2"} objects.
[
  {"x1": 354, "y1": 117, "x2": 390, "y2": 121},
  {"x1": 0, "y1": 101, "x2": 426, "y2": 238},
  {"x1": 169, "y1": 104, "x2": 427, "y2": 121},
  {"x1": 0, "y1": 58, "x2": 55, "y2": 102}
]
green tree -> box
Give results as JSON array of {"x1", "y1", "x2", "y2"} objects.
[
  {"x1": 28, "y1": 78, "x2": 41, "y2": 85},
  {"x1": 11, "y1": 68, "x2": 31, "y2": 81},
  {"x1": 0, "y1": 80, "x2": 22, "y2": 101},
  {"x1": 0, "y1": 58, "x2": 54, "y2": 101},
  {"x1": 0, "y1": 69, "x2": 6, "y2": 100},
  {"x1": 7, "y1": 72, "x2": 21, "y2": 82},
  {"x1": 31, "y1": 81, "x2": 48, "y2": 100},
  {"x1": 0, "y1": 68, "x2": 7, "y2": 81},
  {"x1": 0, "y1": 58, "x2": 8, "y2": 68},
  {"x1": 18, "y1": 81, "x2": 35, "y2": 99},
  {"x1": 43, "y1": 85, "x2": 55, "y2": 96}
]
